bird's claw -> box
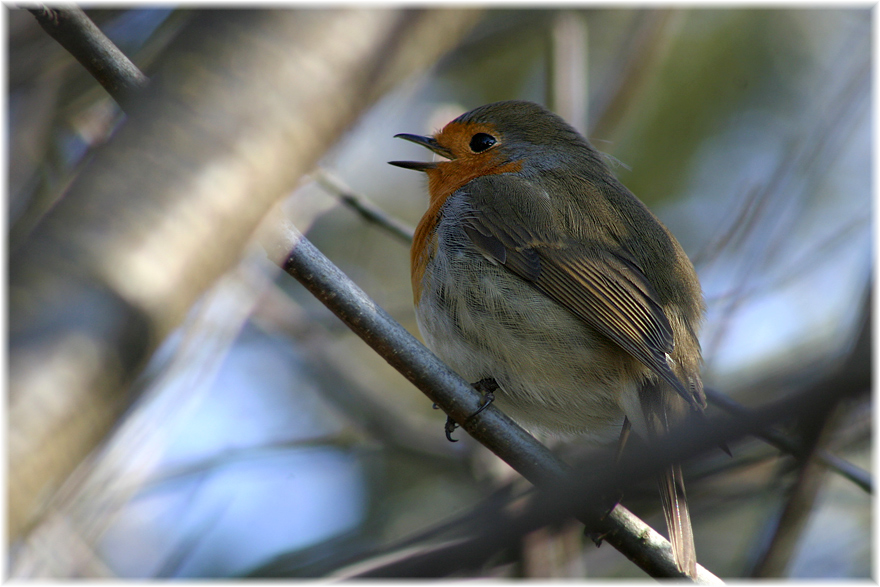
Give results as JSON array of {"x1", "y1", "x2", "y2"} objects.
[
  {"x1": 440, "y1": 378, "x2": 500, "y2": 442},
  {"x1": 444, "y1": 416, "x2": 459, "y2": 442}
]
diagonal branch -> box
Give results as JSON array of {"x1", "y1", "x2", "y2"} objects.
[
  {"x1": 327, "y1": 297, "x2": 868, "y2": 580},
  {"x1": 27, "y1": 5, "x2": 150, "y2": 107},
  {"x1": 704, "y1": 388, "x2": 871, "y2": 494},
  {"x1": 748, "y1": 404, "x2": 844, "y2": 577},
  {"x1": 266, "y1": 221, "x2": 723, "y2": 582},
  {"x1": 269, "y1": 219, "x2": 868, "y2": 580}
]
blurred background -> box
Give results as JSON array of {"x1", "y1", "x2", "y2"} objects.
[{"x1": 8, "y1": 7, "x2": 871, "y2": 579}]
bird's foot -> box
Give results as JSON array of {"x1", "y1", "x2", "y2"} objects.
[
  {"x1": 582, "y1": 492, "x2": 622, "y2": 547},
  {"x1": 435, "y1": 378, "x2": 499, "y2": 442},
  {"x1": 468, "y1": 377, "x2": 498, "y2": 419}
]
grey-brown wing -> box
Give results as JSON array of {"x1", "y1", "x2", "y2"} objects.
[{"x1": 462, "y1": 178, "x2": 699, "y2": 408}]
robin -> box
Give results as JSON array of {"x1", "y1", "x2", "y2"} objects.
[{"x1": 389, "y1": 100, "x2": 706, "y2": 577}]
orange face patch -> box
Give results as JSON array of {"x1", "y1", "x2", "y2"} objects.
[{"x1": 425, "y1": 121, "x2": 522, "y2": 203}]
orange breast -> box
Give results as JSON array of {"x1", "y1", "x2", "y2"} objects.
[{"x1": 410, "y1": 119, "x2": 525, "y2": 304}]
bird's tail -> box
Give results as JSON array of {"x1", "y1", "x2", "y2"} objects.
[
  {"x1": 637, "y1": 379, "x2": 699, "y2": 578},
  {"x1": 659, "y1": 463, "x2": 696, "y2": 578}
]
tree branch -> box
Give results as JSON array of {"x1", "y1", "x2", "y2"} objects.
[
  {"x1": 313, "y1": 168, "x2": 415, "y2": 244},
  {"x1": 705, "y1": 387, "x2": 871, "y2": 493},
  {"x1": 267, "y1": 221, "x2": 723, "y2": 582},
  {"x1": 336, "y1": 314, "x2": 867, "y2": 580},
  {"x1": 270, "y1": 216, "x2": 869, "y2": 580},
  {"x1": 27, "y1": 5, "x2": 149, "y2": 107},
  {"x1": 748, "y1": 404, "x2": 844, "y2": 577}
]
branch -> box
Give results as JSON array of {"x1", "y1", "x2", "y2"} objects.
[
  {"x1": 313, "y1": 168, "x2": 415, "y2": 244},
  {"x1": 749, "y1": 282, "x2": 872, "y2": 575},
  {"x1": 749, "y1": 404, "x2": 844, "y2": 576},
  {"x1": 266, "y1": 221, "x2": 723, "y2": 582},
  {"x1": 27, "y1": 5, "x2": 149, "y2": 107},
  {"x1": 270, "y1": 209, "x2": 870, "y2": 579},
  {"x1": 705, "y1": 387, "x2": 871, "y2": 493}
]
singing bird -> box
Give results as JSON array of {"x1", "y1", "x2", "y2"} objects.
[{"x1": 391, "y1": 100, "x2": 706, "y2": 577}]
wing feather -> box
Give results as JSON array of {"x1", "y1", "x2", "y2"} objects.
[{"x1": 462, "y1": 177, "x2": 699, "y2": 408}]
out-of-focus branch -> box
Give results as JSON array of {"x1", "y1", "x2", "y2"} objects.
[
  {"x1": 748, "y1": 406, "x2": 843, "y2": 577},
  {"x1": 705, "y1": 388, "x2": 871, "y2": 494},
  {"x1": 749, "y1": 283, "x2": 872, "y2": 576},
  {"x1": 27, "y1": 5, "x2": 149, "y2": 107},
  {"x1": 547, "y1": 11, "x2": 588, "y2": 135},
  {"x1": 9, "y1": 8, "x2": 483, "y2": 543},
  {"x1": 266, "y1": 221, "x2": 722, "y2": 582},
  {"x1": 588, "y1": 10, "x2": 681, "y2": 139},
  {"x1": 313, "y1": 168, "x2": 415, "y2": 244}
]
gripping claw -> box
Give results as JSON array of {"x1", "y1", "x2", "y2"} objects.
[
  {"x1": 444, "y1": 416, "x2": 460, "y2": 442},
  {"x1": 439, "y1": 378, "x2": 500, "y2": 442}
]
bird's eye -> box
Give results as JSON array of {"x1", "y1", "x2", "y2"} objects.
[{"x1": 469, "y1": 133, "x2": 497, "y2": 153}]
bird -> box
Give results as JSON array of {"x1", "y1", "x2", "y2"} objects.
[{"x1": 389, "y1": 100, "x2": 706, "y2": 577}]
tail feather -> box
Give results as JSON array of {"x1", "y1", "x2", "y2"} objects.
[
  {"x1": 636, "y1": 378, "x2": 700, "y2": 577},
  {"x1": 659, "y1": 463, "x2": 696, "y2": 578}
]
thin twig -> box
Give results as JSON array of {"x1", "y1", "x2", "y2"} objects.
[
  {"x1": 748, "y1": 404, "x2": 844, "y2": 577},
  {"x1": 313, "y1": 168, "x2": 415, "y2": 244},
  {"x1": 704, "y1": 389, "x2": 871, "y2": 494},
  {"x1": 27, "y1": 5, "x2": 149, "y2": 108}
]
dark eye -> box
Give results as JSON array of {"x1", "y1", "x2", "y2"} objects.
[{"x1": 469, "y1": 132, "x2": 497, "y2": 153}]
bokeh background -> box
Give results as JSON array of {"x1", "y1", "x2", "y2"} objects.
[{"x1": 8, "y1": 7, "x2": 871, "y2": 579}]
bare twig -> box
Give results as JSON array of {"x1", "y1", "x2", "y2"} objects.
[
  {"x1": 268, "y1": 221, "x2": 723, "y2": 582},
  {"x1": 27, "y1": 5, "x2": 149, "y2": 107},
  {"x1": 705, "y1": 388, "x2": 871, "y2": 494},
  {"x1": 748, "y1": 404, "x2": 844, "y2": 577},
  {"x1": 313, "y1": 168, "x2": 415, "y2": 244}
]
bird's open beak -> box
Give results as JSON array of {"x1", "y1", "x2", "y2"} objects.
[{"x1": 388, "y1": 133, "x2": 453, "y2": 171}]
